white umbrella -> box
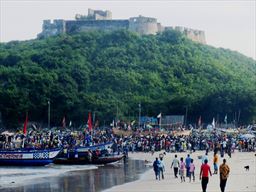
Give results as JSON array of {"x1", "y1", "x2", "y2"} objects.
[{"x1": 1, "y1": 131, "x2": 15, "y2": 136}]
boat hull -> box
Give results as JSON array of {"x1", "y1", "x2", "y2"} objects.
[
  {"x1": 0, "y1": 159, "x2": 53, "y2": 166},
  {"x1": 54, "y1": 154, "x2": 124, "y2": 165},
  {"x1": 0, "y1": 148, "x2": 61, "y2": 166}
]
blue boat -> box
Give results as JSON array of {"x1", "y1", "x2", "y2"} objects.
[{"x1": 0, "y1": 148, "x2": 62, "y2": 166}]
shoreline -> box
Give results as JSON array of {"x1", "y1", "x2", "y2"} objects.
[
  {"x1": 0, "y1": 158, "x2": 148, "y2": 192},
  {"x1": 104, "y1": 151, "x2": 256, "y2": 192}
]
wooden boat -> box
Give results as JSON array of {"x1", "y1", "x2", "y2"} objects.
[
  {"x1": 53, "y1": 153, "x2": 124, "y2": 165},
  {"x1": 53, "y1": 142, "x2": 123, "y2": 165},
  {"x1": 0, "y1": 148, "x2": 62, "y2": 166}
]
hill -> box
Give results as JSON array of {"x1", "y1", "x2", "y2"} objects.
[{"x1": 0, "y1": 30, "x2": 255, "y2": 128}]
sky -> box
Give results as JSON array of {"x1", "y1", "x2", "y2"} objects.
[{"x1": 0, "y1": 0, "x2": 255, "y2": 60}]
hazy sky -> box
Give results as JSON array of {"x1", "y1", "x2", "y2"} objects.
[{"x1": 1, "y1": 0, "x2": 255, "y2": 59}]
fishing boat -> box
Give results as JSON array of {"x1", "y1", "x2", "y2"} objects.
[
  {"x1": 0, "y1": 148, "x2": 62, "y2": 166},
  {"x1": 53, "y1": 142, "x2": 124, "y2": 165},
  {"x1": 53, "y1": 152, "x2": 124, "y2": 165}
]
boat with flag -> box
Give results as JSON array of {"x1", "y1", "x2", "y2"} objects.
[{"x1": 0, "y1": 148, "x2": 62, "y2": 166}]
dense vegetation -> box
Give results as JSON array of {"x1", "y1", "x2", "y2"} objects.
[{"x1": 0, "y1": 30, "x2": 255, "y2": 128}]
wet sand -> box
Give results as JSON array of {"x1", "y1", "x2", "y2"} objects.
[
  {"x1": 105, "y1": 151, "x2": 256, "y2": 192},
  {"x1": 0, "y1": 158, "x2": 149, "y2": 192}
]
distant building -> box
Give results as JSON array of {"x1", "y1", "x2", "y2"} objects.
[
  {"x1": 38, "y1": 9, "x2": 206, "y2": 44},
  {"x1": 162, "y1": 115, "x2": 185, "y2": 125}
]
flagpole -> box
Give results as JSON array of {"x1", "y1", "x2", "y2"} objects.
[
  {"x1": 159, "y1": 115, "x2": 161, "y2": 130},
  {"x1": 138, "y1": 103, "x2": 141, "y2": 128},
  {"x1": 48, "y1": 100, "x2": 50, "y2": 129},
  {"x1": 23, "y1": 112, "x2": 28, "y2": 135},
  {"x1": 185, "y1": 106, "x2": 188, "y2": 128}
]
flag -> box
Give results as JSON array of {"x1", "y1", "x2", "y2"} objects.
[
  {"x1": 198, "y1": 116, "x2": 202, "y2": 126},
  {"x1": 94, "y1": 120, "x2": 99, "y2": 128},
  {"x1": 157, "y1": 113, "x2": 162, "y2": 118},
  {"x1": 62, "y1": 116, "x2": 66, "y2": 128},
  {"x1": 224, "y1": 114, "x2": 227, "y2": 124},
  {"x1": 131, "y1": 120, "x2": 135, "y2": 126},
  {"x1": 212, "y1": 118, "x2": 215, "y2": 128},
  {"x1": 23, "y1": 113, "x2": 28, "y2": 135},
  {"x1": 110, "y1": 120, "x2": 115, "y2": 127},
  {"x1": 87, "y1": 112, "x2": 92, "y2": 131},
  {"x1": 69, "y1": 121, "x2": 72, "y2": 127}
]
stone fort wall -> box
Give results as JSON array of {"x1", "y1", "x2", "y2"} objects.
[
  {"x1": 129, "y1": 16, "x2": 159, "y2": 35},
  {"x1": 38, "y1": 9, "x2": 206, "y2": 44},
  {"x1": 65, "y1": 20, "x2": 129, "y2": 34}
]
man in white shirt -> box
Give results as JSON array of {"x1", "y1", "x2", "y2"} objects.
[{"x1": 171, "y1": 154, "x2": 180, "y2": 178}]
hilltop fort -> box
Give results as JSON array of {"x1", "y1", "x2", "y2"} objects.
[{"x1": 38, "y1": 9, "x2": 206, "y2": 44}]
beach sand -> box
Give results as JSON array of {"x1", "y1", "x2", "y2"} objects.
[{"x1": 105, "y1": 151, "x2": 256, "y2": 192}]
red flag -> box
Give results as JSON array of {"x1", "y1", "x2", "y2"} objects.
[
  {"x1": 62, "y1": 116, "x2": 66, "y2": 128},
  {"x1": 198, "y1": 116, "x2": 202, "y2": 126},
  {"x1": 87, "y1": 112, "x2": 92, "y2": 131},
  {"x1": 23, "y1": 113, "x2": 28, "y2": 134}
]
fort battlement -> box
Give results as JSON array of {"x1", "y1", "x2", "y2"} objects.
[
  {"x1": 75, "y1": 8, "x2": 112, "y2": 21},
  {"x1": 129, "y1": 15, "x2": 158, "y2": 35},
  {"x1": 38, "y1": 9, "x2": 206, "y2": 44},
  {"x1": 173, "y1": 26, "x2": 206, "y2": 44}
]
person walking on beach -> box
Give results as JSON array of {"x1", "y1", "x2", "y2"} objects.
[
  {"x1": 159, "y1": 158, "x2": 165, "y2": 179},
  {"x1": 189, "y1": 159, "x2": 195, "y2": 182},
  {"x1": 171, "y1": 154, "x2": 179, "y2": 178},
  {"x1": 185, "y1": 154, "x2": 191, "y2": 177},
  {"x1": 153, "y1": 157, "x2": 161, "y2": 180},
  {"x1": 200, "y1": 159, "x2": 212, "y2": 192},
  {"x1": 213, "y1": 152, "x2": 219, "y2": 174},
  {"x1": 180, "y1": 157, "x2": 186, "y2": 182},
  {"x1": 219, "y1": 159, "x2": 230, "y2": 192}
]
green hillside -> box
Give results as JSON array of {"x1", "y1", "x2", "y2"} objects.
[{"x1": 0, "y1": 30, "x2": 255, "y2": 128}]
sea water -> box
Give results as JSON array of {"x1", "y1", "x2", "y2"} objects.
[
  {"x1": 0, "y1": 159, "x2": 149, "y2": 192},
  {"x1": 0, "y1": 164, "x2": 97, "y2": 188}
]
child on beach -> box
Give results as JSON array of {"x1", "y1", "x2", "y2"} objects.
[
  {"x1": 213, "y1": 152, "x2": 218, "y2": 174},
  {"x1": 180, "y1": 157, "x2": 186, "y2": 182},
  {"x1": 189, "y1": 159, "x2": 195, "y2": 182}
]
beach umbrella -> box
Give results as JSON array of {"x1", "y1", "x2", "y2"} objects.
[{"x1": 1, "y1": 131, "x2": 15, "y2": 136}]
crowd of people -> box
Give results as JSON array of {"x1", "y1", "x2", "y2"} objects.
[
  {"x1": 0, "y1": 126, "x2": 254, "y2": 192},
  {"x1": 153, "y1": 151, "x2": 231, "y2": 192},
  {"x1": 0, "y1": 127, "x2": 255, "y2": 155},
  {"x1": 0, "y1": 128, "x2": 114, "y2": 150}
]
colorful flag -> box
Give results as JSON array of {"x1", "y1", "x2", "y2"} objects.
[
  {"x1": 62, "y1": 116, "x2": 66, "y2": 128},
  {"x1": 23, "y1": 113, "x2": 28, "y2": 135},
  {"x1": 198, "y1": 116, "x2": 202, "y2": 126},
  {"x1": 87, "y1": 112, "x2": 92, "y2": 131}
]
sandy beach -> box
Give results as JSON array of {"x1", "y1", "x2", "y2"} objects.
[{"x1": 105, "y1": 151, "x2": 256, "y2": 192}]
